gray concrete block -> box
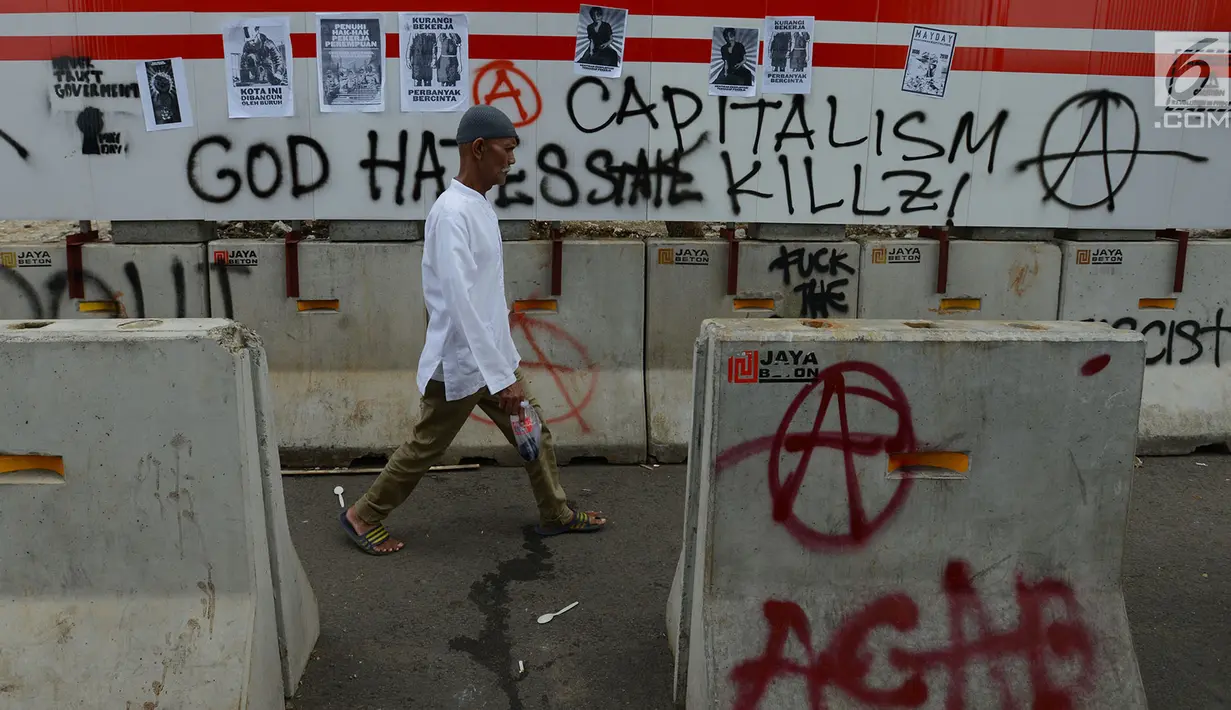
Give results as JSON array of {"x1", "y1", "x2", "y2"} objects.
[
  {"x1": 327, "y1": 220, "x2": 423, "y2": 242},
  {"x1": 110, "y1": 220, "x2": 215, "y2": 244},
  {"x1": 1055, "y1": 228, "x2": 1159, "y2": 242},
  {"x1": 500, "y1": 220, "x2": 534, "y2": 241},
  {"x1": 952, "y1": 226, "x2": 1057, "y2": 241},
  {"x1": 744, "y1": 223, "x2": 845, "y2": 241}
]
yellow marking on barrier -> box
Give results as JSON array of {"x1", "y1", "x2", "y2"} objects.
[
  {"x1": 297, "y1": 299, "x2": 340, "y2": 312},
  {"x1": 77, "y1": 300, "x2": 119, "y2": 313},
  {"x1": 887, "y1": 452, "x2": 970, "y2": 480},
  {"x1": 733, "y1": 298, "x2": 774, "y2": 311},
  {"x1": 1138, "y1": 298, "x2": 1177, "y2": 310},
  {"x1": 513, "y1": 299, "x2": 558, "y2": 313},
  {"x1": 938, "y1": 298, "x2": 981, "y2": 313},
  {"x1": 0, "y1": 455, "x2": 64, "y2": 476}
]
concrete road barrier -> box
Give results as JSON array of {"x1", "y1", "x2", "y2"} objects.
[
  {"x1": 447, "y1": 240, "x2": 646, "y2": 465},
  {"x1": 0, "y1": 318, "x2": 318, "y2": 708},
  {"x1": 646, "y1": 239, "x2": 862, "y2": 463},
  {"x1": 668, "y1": 318, "x2": 1147, "y2": 709},
  {"x1": 207, "y1": 239, "x2": 427, "y2": 466},
  {"x1": 1059, "y1": 238, "x2": 1231, "y2": 454},
  {"x1": 0, "y1": 242, "x2": 209, "y2": 321},
  {"x1": 858, "y1": 239, "x2": 1061, "y2": 320}
]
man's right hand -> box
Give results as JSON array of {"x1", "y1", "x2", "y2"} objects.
[{"x1": 497, "y1": 380, "x2": 526, "y2": 415}]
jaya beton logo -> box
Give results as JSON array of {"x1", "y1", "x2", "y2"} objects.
[
  {"x1": 0, "y1": 249, "x2": 52, "y2": 268},
  {"x1": 871, "y1": 246, "x2": 922, "y2": 264},
  {"x1": 213, "y1": 248, "x2": 259, "y2": 266},
  {"x1": 1076, "y1": 248, "x2": 1123, "y2": 265},
  {"x1": 657, "y1": 247, "x2": 710, "y2": 266}
]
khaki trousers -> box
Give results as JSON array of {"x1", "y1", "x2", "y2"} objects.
[{"x1": 353, "y1": 367, "x2": 572, "y2": 527}]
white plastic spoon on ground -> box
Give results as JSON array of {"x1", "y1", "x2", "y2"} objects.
[{"x1": 537, "y1": 601, "x2": 579, "y2": 624}]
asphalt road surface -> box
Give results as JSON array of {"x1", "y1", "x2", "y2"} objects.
[{"x1": 282, "y1": 454, "x2": 1230, "y2": 710}]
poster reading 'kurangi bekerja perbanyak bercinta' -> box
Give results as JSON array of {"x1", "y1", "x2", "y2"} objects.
[
  {"x1": 316, "y1": 13, "x2": 386, "y2": 112},
  {"x1": 399, "y1": 12, "x2": 469, "y2": 112},
  {"x1": 222, "y1": 16, "x2": 295, "y2": 118},
  {"x1": 762, "y1": 16, "x2": 813, "y2": 94}
]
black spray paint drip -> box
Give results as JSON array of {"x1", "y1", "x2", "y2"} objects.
[{"x1": 448, "y1": 526, "x2": 554, "y2": 710}]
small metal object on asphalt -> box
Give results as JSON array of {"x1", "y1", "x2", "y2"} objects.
[
  {"x1": 1196, "y1": 462, "x2": 1208, "y2": 467},
  {"x1": 537, "y1": 601, "x2": 579, "y2": 624},
  {"x1": 517, "y1": 660, "x2": 526, "y2": 678},
  {"x1": 333, "y1": 485, "x2": 345, "y2": 507}
]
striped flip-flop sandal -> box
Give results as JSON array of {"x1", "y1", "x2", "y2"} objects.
[
  {"x1": 338, "y1": 509, "x2": 402, "y2": 555},
  {"x1": 534, "y1": 509, "x2": 607, "y2": 537}
]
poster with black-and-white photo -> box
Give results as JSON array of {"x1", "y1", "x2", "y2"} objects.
[
  {"x1": 709, "y1": 26, "x2": 758, "y2": 97},
  {"x1": 317, "y1": 14, "x2": 385, "y2": 112},
  {"x1": 574, "y1": 5, "x2": 627, "y2": 79},
  {"x1": 763, "y1": 16, "x2": 812, "y2": 94},
  {"x1": 223, "y1": 16, "x2": 295, "y2": 118},
  {"x1": 902, "y1": 25, "x2": 956, "y2": 98},
  {"x1": 399, "y1": 12, "x2": 469, "y2": 112},
  {"x1": 136, "y1": 57, "x2": 194, "y2": 131}
]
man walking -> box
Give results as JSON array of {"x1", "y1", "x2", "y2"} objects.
[{"x1": 339, "y1": 105, "x2": 608, "y2": 555}]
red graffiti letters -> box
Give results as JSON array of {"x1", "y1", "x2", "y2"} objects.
[
  {"x1": 770, "y1": 362, "x2": 916, "y2": 550},
  {"x1": 469, "y1": 313, "x2": 598, "y2": 431},
  {"x1": 731, "y1": 559, "x2": 1096, "y2": 710},
  {"x1": 716, "y1": 361, "x2": 917, "y2": 551}
]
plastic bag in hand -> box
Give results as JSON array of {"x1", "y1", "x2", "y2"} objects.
[{"x1": 510, "y1": 401, "x2": 542, "y2": 462}]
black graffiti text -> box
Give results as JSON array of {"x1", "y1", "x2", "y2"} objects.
[
  {"x1": 767, "y1": 244, "x2": 857, "y2": 319},
  {"x1": 1086, "y1": 309, "x2": 1231, "y2": 366},
  {"x1": 187, "y1": 135, "x2": 331, "y2": 203}
]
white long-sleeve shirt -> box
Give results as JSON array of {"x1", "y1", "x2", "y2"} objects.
[{"x1": 417, "y1": 179, "x2": 521, "y2": 401}]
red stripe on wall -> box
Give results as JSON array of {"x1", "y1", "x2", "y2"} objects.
[
  {"x1": 1, "y1": 32, "x2": 1170, "y2": 77},
  {"x1": 2, "y1": 0, "x2": 1228, "y2": 34}
]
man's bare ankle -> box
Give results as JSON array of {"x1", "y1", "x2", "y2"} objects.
[{"x1": 346, "y1": 505, "x2": 372, "y2": 532}]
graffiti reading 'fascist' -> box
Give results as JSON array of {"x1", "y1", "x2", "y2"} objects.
[
  {"x1": 731, "y1": 559, "x2": 1095, "y2": 710},
  {"x1": 767, "y1": 244, "x2": 857, "y2": 319},
  {"x1": 1085, "y1": 309, "x2": 1231, "y2": 367}
]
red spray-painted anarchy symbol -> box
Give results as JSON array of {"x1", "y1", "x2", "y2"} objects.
[
  {"x1": 469, "y1": 313, "x2": 598, "y2": 432},
  {"x1": 471, "y1": 60, "x2": 542, "y2": 128},
  {"x1": 768, "y1": 362, "x2": 917, "y2": 551}
]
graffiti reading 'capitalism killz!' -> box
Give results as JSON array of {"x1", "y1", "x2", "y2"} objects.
[{"x1": 179, "y1": 75, "x2": 1211, "y2": 220}]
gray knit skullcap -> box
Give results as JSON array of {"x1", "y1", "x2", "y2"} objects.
[{"x1": 455, "y1": 104, "x2": 519, "y2": 144}]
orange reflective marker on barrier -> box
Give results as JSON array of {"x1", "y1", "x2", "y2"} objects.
[
  {"x1": 77, "y1": 300, "x2": 119, "y2": 313},
  {"x1": 1138, "y1": 298, "x2": 1177, "y2": 309},
  {"x1": 0, "y1": 454, "x2": 64, "y2": 484},
  {"x1": 938, "y1": 298, "x2": 981, "y2": 313},
  {"x1": 886, "y1": 452, "x2": 970, "y2": 480},
  {"x1": 297, "y1": 299, "x2": 339, "y2": 312},
  {"x1": 513, "y1": 299, "x2": 557, "y2": 313},
  {"x1": 733, "y1": 298, "x2": 774, "y2": 311}
]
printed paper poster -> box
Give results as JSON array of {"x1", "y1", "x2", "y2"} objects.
[
  {"x1": 136, "y1": 58, "x2": 194, "y2": 131},
  {"x1": 709, "y1": 26, "x2": 759, "y2": 97},
  {"x1": 574, "y1": 5, "x2": 627, "y2": 79},
  {"x1": 763, "y1": 16, "x2": 813, "y2": 94},
  {"x1": 902, "y1": 25, "x2": 957, "y2": 98},
  {"x1": 399, "y1": 12, "x2": 469, "y2": 112},
  {"x1": 223, "y1": 17, "x2": 295, "y2": 118},
  {"x1": 317, "y1": 14, "x2": 385, "y2": 112}
]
